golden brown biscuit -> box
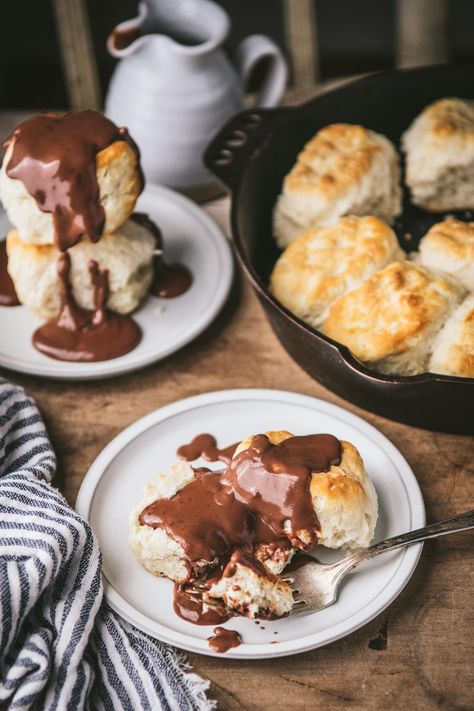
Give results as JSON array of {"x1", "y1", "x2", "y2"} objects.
[
  {"x1": 429, "y1": 294, "x2": 474, "y2": 377},
  {"x1": 0, "y1": 139, "x2": 142, "y2": 245},
  {"x1": 273, "y1": 124, "x2": 402, "y2": 247},
  {"x1": 323, "y1": 261, "x2": 465, "y2": 375},
  {"x1": 270, "y1": 215, "x2": 404, "y2": 326},
  {"x1": 417, "y1": 218, "x2": 474, "y2": 290},
  {"x1": 402, "y1": 98, "x2": 474, "y2": 211},
  {"x1": 235, "y1": 430, "x2": 378, "y2": 550}
]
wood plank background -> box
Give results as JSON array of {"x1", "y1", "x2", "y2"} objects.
[{"x1": 1, "y1": 192, "x2": 473, "y2": 709}]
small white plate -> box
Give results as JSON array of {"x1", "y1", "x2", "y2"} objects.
[
  {"x1": 76, "y1": 389, "x2": 425, "y2": 659},
  {"x1": 0, "y1": 184, "x2": 233, "y2": 380}
]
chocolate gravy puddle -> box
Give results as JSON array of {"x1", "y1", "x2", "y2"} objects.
[
  {"x1": 151, "y1": 260, "x2": 192, "y2": 298},
  {"x1": 207, "y1": 627, "x2": 242, "y2": 653},
  {"x1": 173, "y1": 585, "x2": 231, "y2": 626},
  {"x1": 4, "y1": 111, "x2": 143, "y2": 251},
  {"x1": 32, "y1": 253, "x2": 141, "y2": 362},
  {"x1": 177, "y1": 434, "x2": 238, "y2": 464},
  {"x1": 0, "y1": 241, "x2": 20, "y2": 306},
  {"x1": 223, "y1": 434, "x2": 341, "y2": 549}
]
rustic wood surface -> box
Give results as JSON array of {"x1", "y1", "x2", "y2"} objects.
[{"x1": 1, "y1": 112, "x2": 473, "y2": 709}]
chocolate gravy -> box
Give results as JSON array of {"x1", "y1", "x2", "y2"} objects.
[
  {"x1": 4, "y1": 111, "x2": 143, "y2": 251},
  {"x1": 32, "y1": 253, "x2": 141, "y2": 362},
  {"x1": 139, "y1": 468, "x2": 254, "y2": 563},
  {"x1": 0, "y1": 241, "x2": 20, "y2": 306},
  {"x1": 174, "y1": 585, "x2": 231, "y2": 626},
  {"x1": 207, "y1": 627, "x2": 242, "y2": 653},
  {"x1": 177, "y1": 434, "x2": 238, "y2": 464},
  {"x1": 142, "y1": 433, "x2": 341, "y2": 625},
  {"x1": 223, "y1": 434, "x2": 341, "y2": 548},
  {"x1": 151, "y1": 261, "x2": 192, "y2": 298}
]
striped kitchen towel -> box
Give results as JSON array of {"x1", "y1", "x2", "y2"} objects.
[{"x1": 0, "y1": 378, "x2": 215, "y2": 711}]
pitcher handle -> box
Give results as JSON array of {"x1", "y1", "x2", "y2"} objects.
[{"x1": 235, "y1": 34, "x2": 288, "y2": 107}]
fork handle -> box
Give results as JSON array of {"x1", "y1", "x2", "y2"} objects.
[{"x1": 338, "y1": 509, "x2": 474, "y2": 573}]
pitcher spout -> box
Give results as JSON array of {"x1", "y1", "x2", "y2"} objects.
[{"x1": 107, "y1": 1, "x2": 149, "y2": 58}]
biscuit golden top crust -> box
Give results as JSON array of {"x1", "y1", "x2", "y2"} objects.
[
  {"x1": 422, "y1": 98, "x2": 474, "y2": 141},
  {"x1": 270, "y1": 216, "x2": 402, "y2": 321},
  {"x1": 420, "y1": 218, "x2": 474, "y2": 261},
  {"x1": 323, "y1": 261, "x2": 463, "y2": 363},
  {"x1": 235, "y1": 430, "x2": 367, "y2": 506},
  {"x1": 284, "y1": 124, "x2": 389, "y2": 197}
]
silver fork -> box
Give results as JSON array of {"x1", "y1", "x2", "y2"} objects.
[{"x1": 283, "y1": 509, "x2": 474, "y2": 615}]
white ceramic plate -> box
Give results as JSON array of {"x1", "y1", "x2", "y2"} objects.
[
  {"x1": 76, "y1": 389, "x2": 425, "y2": 659},
  {"x1": 0, "y1": 184, "x2": 233, "y2": 379}
]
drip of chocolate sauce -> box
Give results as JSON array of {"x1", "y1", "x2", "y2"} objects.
[
  {"x1": 32, "y1": 253, "x2": 141, "y2": 362},
  {"x1": 223, "y1": 434, "x2": 341, "y2": 549},
  {"x1": 151, "y1": 261, "x2": 193, "y2": 298},
  {"x1": 142, "y1": 433, "x2": 341, "y2": 625},
  {"x1": 0, "y1": 241, "x2": 20, "y2": 306},
  {"x1": 207, "y1": 627, "x2": 242, "y2": 653},
  {"x1": 130, "y1": 212, "x2": 192, "y2": 299},
  {"x1": 4, "y1": 111, "x2": 143, "y2": 251},
  {"x1": 173, "y1": 584, "x2": 231, "y2": 626},
  {"x1": 177, "y1": 434, "x2": 238, "y2": 464}
]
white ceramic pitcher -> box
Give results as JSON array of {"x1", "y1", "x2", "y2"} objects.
[{"x1": 105, "y1": 0, "x2": 287, "y2": 195}]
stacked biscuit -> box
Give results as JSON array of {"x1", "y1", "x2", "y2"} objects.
[
  {"x1": 270, "y1": 99, "x2": 474, "y2": 378},
  {"x1": 0, "y1": 126, "x2": 155, "y2": 319},
  {"x1": 129, "y1": 430, "x2": 378, "y2": 620}
]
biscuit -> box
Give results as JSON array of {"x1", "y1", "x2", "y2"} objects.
[
  {"x1": 0, "y1": 139, "x2": 142, "y2": 245},
  {"x1": 429, "y1": 294, "x2": 474, "y2": 377},
  {"x1": 7, "y1": 217, "x2": 155, "y2": 318},
  {"x1": 270, "y1": 215, "x2": 404, "y2": 327},
  {"x1": 402, "y1": 98, "x2": 474, "y2": 211},
  {"x1": 235, "y1": 430, "x2": 378, "y2": 550},
  {"x1": 273, "y1": 123, "x2": 402, "y2": 247},
  {"x1": 323, "y1": 261, "x2": 465, "y2": 375},
  {"x1": 206, "y1": 550, "x2": 294, "y2": 619},
  {"x1": 417, "y1": 218, "x2": 474, "y2": 290}
]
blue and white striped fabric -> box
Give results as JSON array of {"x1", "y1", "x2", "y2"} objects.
[{"x1": 0, "y1": 378, "x2": 215, "y2": 711}]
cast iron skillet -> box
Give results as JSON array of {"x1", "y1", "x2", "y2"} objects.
[{"x1": 204, "y1": 65, "x2": 474, "y2": 434}]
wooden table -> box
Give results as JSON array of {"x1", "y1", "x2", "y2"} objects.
[{"x1": 0, "y1": 111, "x2": 472, "y2": 707}]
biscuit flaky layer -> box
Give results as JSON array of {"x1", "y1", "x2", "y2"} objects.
[
  {"x1": 323, "y1": 260, "x2": 465, "y2": 375},
  {"x1": 402, "y1": 97, "x2": 474, "y2": 211},
  {"x1": 0, "y1": 139, "x2": 142, "y2": 246},
  {"x1": 270, "y1": 215, "x2": 404, "y2": 327},
  {"x1": 273, "y1": 123, "x2": 402, "y2": 247}
]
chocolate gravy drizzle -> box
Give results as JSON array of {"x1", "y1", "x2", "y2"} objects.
[
  {"x1": 174, "y1": 584, "x2": 231, "y2": 626},
  {"x1": 32, "y1": 253, "x2": 141, "y2": 362},
  {"x1": 142, "y1": 433, "x2": 341, "y2": 625},
  {"x1": 207, "y1": 627, "x2": 242, "y2": 653},
  {"x1": 223, "y1": 434, "x2": 341, "y2": 549},
  {"x1": 177, "y1": 434, "x2": 238, "y2": 464},
  {"x1": 140, "y1": 468, "x2": 254, "y2": 563},
  {"x1": 0, "y1": 241, "x2": 20, "y2": 306},
  {"x1": 4, "y1": 111, "x2": 143, "y2": 251},
  {"x1": 151, "y1": 261, "x2": 192, "y2": 298},
  {"x1": 130, "y1": 212, "x2": 192, "y2": 299}
]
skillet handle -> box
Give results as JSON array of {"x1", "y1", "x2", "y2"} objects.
[{"x1": 204, "y1": 107, "x2": 288, "y2": 191}]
